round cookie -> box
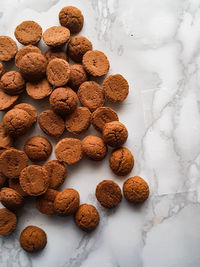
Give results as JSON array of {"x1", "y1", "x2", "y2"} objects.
[
  {"x1": 15, "y1": 45, "x2": 42, "y2": 68},
  {"x1": 82, "y1": 135, "x2": 107, "y2": 161},
  {"x1": 26, "y1": 78, "x2": 53, "y2": 100},
  {"x1": 0, "y1": 148, "x2": 28, "y2": 179},
  {"x1": 109, "y1": 147, "x2": 134, "y2": 176},
  {"x1": 75, "y1": 204, "x2": 99, "y2": 232},
  {"x1": 0, "y1": 172, "x2": 7, "y2": 189},
  {"x1": 14, "y1": 21, "x2": 42, "y2": 45},
  {"x1": 91, "y1": 107, "x2": 119, "y2": 132},
  {"x1": 67, "y1": 36, "x2": 92, "y2": 63},
  {"x1": 59, "y1": 6, "x2": 84, "y2": 34},
  {"x1": 103, "y1": 74, "x2": 129, "y2": 102},
  {"x1": 0, "y1": 36, "x2": 18, "y2": 61},
  {"x1": 68, "y1": 64, "x2": 88, "y2": 90},
  {"x1": 44, "y1": 160, "x2": 67, "y2": 189},
  {"x1": 44, "y1": 48, "x2": 67, "y2": 63},
  {"x1": 24, "y1": 136, "x2": 52, "y2": 163},
  {"x1": 102, "y1": 121, "x2": 128, "y2": 147},
  {"x1": 54, "y1": 188, "x2": 80, "y2": 216},
  {"x1": 96, "y1": 180, "x2": 122, "y2": 209},
  {"x1": 82, "y1": 50, "x2": 110, "y2": 77},
  {"x1": 46, "y1": 58, "x2": 70, "y2": 87},
  {"x1": 55, "y1": 138, "x2": 82, "y2": 165},
  {"x1": 0, "y1": 121, "x2": 13, "y2": 150},
  {"x1": 20, "y1": 226, "x2": 47, "y2": 253},
  {"x1": 9, "y1": 179, "x2": 28, "y2": 197},
  {"x1": 20, "y1": 165, "x2": 49, "y2": 196},
  {"x1": 0, "y1": 63, "x2": 5, "y2": 78},
  {"x1": 78, "y1": 81, "x2": 104, "y2": 112},
  {"x1": 39, "y1": 110, "x2": 65, "y2": 137},
  {"x1": 1, "y1": 71, "x2": 25, "y2": 95},
  {"x1": 123, "y1": 176, "x2": 149, "y2": 203},
  {"x1": 43, "y1": 26, "x2": 70, "y2": 47},
  {"x1": 13, "y1": 103, "x2": 37, "y2": 125},
  {"x1": 0, "y1": 208, "x2": 17, "y2": 235},
  {"x1": 65, "y1": 107, "x2": 91, "y2": 135},
  {"x1": 0, "y1": 187, "x2": 24, "y2": 210},
  {"x1": 49, "y1": 87, "x2": 78, "y2": 116},
  {"x1": 35, "y1": 189, "x2": 59, "y2": 215},
  {"x1": 0, "y1": 89, "x2": 19, "y2": 111}
]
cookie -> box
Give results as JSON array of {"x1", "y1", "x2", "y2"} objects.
[
  {"x1": 59, "y1": 6, "x2": 84, "y2": 34},
  {"x1": 0, "y1": 121, "x2": 13, "y2": 150},
  {"x1": 67, "y1": 36, "x2": 92, "y2": 63},
  {"x1": 0, "y1": 187, "x2": 24, "y2": 210},
  {"x1": 49, "y1": 87, "x2": 78, "y2": 116},
  {"x1": 55, "y1": 138, "x2": 82, "y2": 165},
  {"x1": 13, "y1": 103, "x2": 37, "y2": 125},
  {"x1": 9, "y1": 179, "x2": 28, "y2": 197},
  {"x1": 123, "y1": 176, "x2": 149, "y2": 203},
  {"x1": 78, "y1": 81, "x2": 104, "y2": 112},
  {"x1": 82, "y1": 135, "x2": 107, "y2": 161},
  {"x1": 14, "y1": 21, "x2": 42, "y2": 45},
  {"x1": 15, "y1": 45, "x2": 42, "y2": 68},
  {"x1": 91, "y1": 107, "x2": 119, "y2": 132},
  {"x1": 18, "y1": 52, "x2": 47, "y2": 81},
  {"x1": 75, "y1": 204, "x2": 99, "y2": 232},
  {"x1": 46, "y1": 58, "x2": 70, "y2": 86},
  {"x1": 20, "y1": 226, "x2": 47, "y2": 253},
  {"x1": 20, "y1": 165, "x2": 49, "y2": 196},
  {"x1": 109, "y1": 147, "x2": 134, "y2": 176},
  {"x1": 39, "y1": 110, "x2": 65, "y2": 137},
  {"x1": 54, "y1": 188, "x2": 80, "y2": 216},
  {"x1": 0, "y1": 148, "x2": 28, "y2": 179},
  {"x1": 0, "y1": 89, "x2": 19, "y2": 111},
  {"x1": 65, "y1": 107, "x2": 91, "y2": 135},
  {"x1": 1, "y1": 71, "x2": 25, "y2": 95},
  {"x1": 0, "y1": 36, "x2": 18, "y2": 61},
  {"x1": 82, "y1": 50, "x2": 110, "y2": 77},
  {"x1": 44, "y1": 160, "x2": 67, "y2": 189},
  {"x1": 102, "y1": 121, "x2": 128, "y2": 147},
  {"x1": 0, "y1": 172, "x2": 7, "y2": 189},
  {"x1": 26, "y1": 78, "x2": 53, "y2": 100},
  {"x1": 24, "y1": 136, "x2": 52, "y2": 162},
  {"x1": 44, "y1": 48, "x2": 67, "y2": 63},
  {"x1": 35, "y1": 189, "x2": 59, "y2": 215},
  {"x1": 0, "y1": 63, "x2": 5, "y2": 78},
  {"x1": 0, "y1": 208, "x2": 17, "y2": 235},
  {"x1": 43, "y1": 26, "x2": 70, "y2": 47},
  {"x1": 103, "y1": 74, "x2": 129, "y2": 102},
  {"x1": 96, "y1": 180, "x2": 122, "y2": 209},
  {"x1": 68, "y1": 64, "x2": 88, "y2": 91}
]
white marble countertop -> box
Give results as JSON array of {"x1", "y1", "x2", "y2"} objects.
[{"x1": 1, "y1": 0, "x2": 200, "y2": 266}]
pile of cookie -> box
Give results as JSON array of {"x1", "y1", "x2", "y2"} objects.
[{"x1": 0, "y1": 6, "x2": 149, "y2": 253}]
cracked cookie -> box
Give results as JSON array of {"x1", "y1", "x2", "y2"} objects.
[
  {"x1": 68, "y1": 64, "x2": 88, "y2": 91},
  {"x1": 0, "y1": 187, "x2": 24, "y2": 210},
  {"x1": 0, "y1": 208, "x2": 17, "y2": 235},
  {"x1": 44, "y1": 48, "x2": 67, "y2": 62},
  {"x1": 26, "y1": 78, "x2": 53, "y2": 100},
  {"x1": 35, "y1": 189, "x2": 59, "y2": 215},
  {"x1": 43, "y1": 26, "x2": 70, "y2": 47},
  {"x1": 0, "y1": 121, "x2": 13, "y2": 150},
  {"x1": 0, "y1": 36, "x2": 18, "y2": 61},
  {"x1": 0, "y1": 71, "x2": 25, "y2": 95},
  {"x1": 15, "y1": 45, "x2": 42, "y2": 68},
  {"x1": 9, "y1": 179, "x2": 28, "y2": 197},
  {"x1": 13, "y1": 103, "x2": 37, "y2": 125},
  {"x1": 82, "y1": 135, "x2": 107, "y2": 161}
]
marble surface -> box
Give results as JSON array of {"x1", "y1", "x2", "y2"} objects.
[{"x1": 0, "y1": 0, "x2": 200, "y2": 266}]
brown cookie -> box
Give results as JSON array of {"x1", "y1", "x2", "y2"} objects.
[
  {"x1": 26, "y1": 78, "x2": 53, "y2": 100},
  {"x1": 55, "y1": 138, "x2": 82, "y2": 165},
  {"x1": 0, "y1": 71, "x2": 25, "y2": 95},
  {"x1": 44, "y1": 160, "x2": 67, "y2": 189},
  {"x1": 65, "y1": 107, "x2": 91, "y2": 135},
  {"x1": 44, "y1": 48, "x2": 67, "y2": 63},
  {"x1": 9, "y1": 179, "x2": 28, "y2": 197},
  {"x1": 35, "y1": 189, "x2": 59, "y2": 215},
  {"x1": 75, "y1": 204, "x2": 99, "y2": 232},
  {"x1": 67, "y1": 36, "x2": 92, "y2": 63},
  {"x1": 102, "y1": 121, "x2": 128, "y2": 147},
  {"x1": 59, "y1": 6, "x2": 84, "y2": 34},
  {"x1": 15, "y1": 45, "x2": 42, "y2": 68},
  {"x1": 0, "y1": 172, "x2": 7, "y2": 189},
  {"x1": 46, "y1": 58, "x2": 70, "y2": 86},
  {"x1": 54, "y1": 188, "x2": 80, "y2": 216},
  {"x1": 96, "y1": 180, "x2": 122, "y2": 208},
  {"x1": 68, "y1": 64, "x2": 88, "y2": 90},
  {"x1": 0, "y1": 187, "x2": 24, "y2": 210},
  {"x1": 0, "y1": 63, "x2": 5, "y2": 78},
  {"x1": 43, "y1": 26, "x2": 70, "y2": 47},
  {"x1": 20, "y1": 165, "x2": 49, "y2": 196},
  {"x1": 39, "y1": 110, "x2": 65, "y2": 137},
  {"x1": 0, "y1": 121, "x2": 13, "y2": 150},
  {"x1": 0, "y1": 36, "x2": 18, "y2": 61},
  {"x1": 82, "y1": 50, "x2": 110, "y2": 77},
  {"x1": 13, "y1": 103, "x2": 37, "y2": 125},
  {"x1": 82, "y1": 135, "x2": 107, "y2": 161},
  {"x1": 103, "y1": 74, "x2": 129, "y2": 102},
  {"x1": 18, "y1": 52, "x2": 47, "y2": 81},
  {"x1": 0, "y1": 148, "x2": 28, "y2": 179},
  {"x1": 0, "y1": 89, "x2": 19, "y2": 111},
  {"x1": 78, "y1": 81, "x2": 104, "y2": 112},
  {"x1": 91, "y1": 107, "x2": 119, "y2": 132},
  {"x1": 20, "y1": 226, "x2": 47, "y2": 253},
  {"x1": 0, "y1": 208, "x2": 17, "y2": 235},
  {"x1": 24, "y1": 136, "x2": 52, "y2": 163},
  {"x1": 49, "y1": 87, "x2": 78, "y2": 116},
  {"x1": 14, "y1": 21, "x2": 42, "y2": 45}
]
